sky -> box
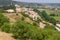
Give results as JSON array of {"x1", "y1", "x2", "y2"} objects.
[{"x1": 13, "y1": 0, "x2": 60, "y2": 3}]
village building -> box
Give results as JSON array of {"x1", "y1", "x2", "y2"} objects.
[
  {"x1": 15, "y1": 4, "x2": 20, "y2": 8},
  {"x1": 55, "y1": 22, "x2": 60, "y2": 32},
  {"x1": 55, "y1": 27, "x2": 60, "y2": 32},
  {"x1": 6, "y1": 9, "x2": 14, "y2": 13},
  {"x1": 56, "y1": 22, "x2": 60, "y2": 27},
  {"x1": 39, "y1": 22, "x2": 46, "y2": 29},
  {"x1": 15, "y1": 4, "x2": 23, "y2": 13},
  {"x1": 16, "y1": 8, "x2": 23, "y2": 13},
  {"x1": 22, "y1": 7, "x2": 29, "y2": 12}
]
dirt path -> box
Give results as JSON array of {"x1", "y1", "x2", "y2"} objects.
[{"x1": 0, "y1": 31, "x2": 15, "y2": 40}]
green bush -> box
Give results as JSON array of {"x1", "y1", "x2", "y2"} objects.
[
  {"x1": 1, "y1": 23, "x2": 10, "y2": 33},
  {"x1": 0, "y1": 13, "x2": 9, "y2": 26},
  {"x1": 0, "y1": 13, "x2": 10, "y2": 33}
]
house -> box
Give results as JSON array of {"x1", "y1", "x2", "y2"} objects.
[
  {"x1": 16, "y1": 8, "x2": 23, "y2": 13},
  {"x1": 39, "y1": 22, "x2": 46, "y2": 29},
  {"x1": 22, "y1": 7, "x2": 29, "y2": 12},
  {"x1": 55, "y1": 27, "x2": 60, "y2": 32},
  {"x1": 56, "y1": 22, "x2": 60, "y2": 27},
  {"x1": 55, "y1": 22, "x2": 60, "y2": 32},
  {"x1": 15, "y1": 4, "x2": 23, "y2": 13},
  {"x1": 15, "y1": 4, "x2": 20, "y2": 8},
  {"x1": 6, "y1": 9, "x2": 14, "y2": 13}
]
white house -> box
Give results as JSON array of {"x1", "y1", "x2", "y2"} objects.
[
  {"x1": 16, "y1": 8, "x2": 23, "y2": 13},
  {"x1": 56, "y1": 22, "x2": 60, "y2": 27},
  {"x1": 55, "y1": 22, "x2": 60, "y2": 32},
  {"x1": 15, "y1": 4, "x2": 20, "y2": 8},
  {"x1": 15, "y1": 4, "x2": 23, "y2": 13},
  {"x1": 6, "y1": 9, "x2": 14, "y2": 13},
  {"x1": 55, "y1": 27, "x2": 60, "y2": 32}
]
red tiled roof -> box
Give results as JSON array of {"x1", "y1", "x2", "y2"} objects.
[{"x1": 56, "y1": 22, "x2": 60, "y2": 24}]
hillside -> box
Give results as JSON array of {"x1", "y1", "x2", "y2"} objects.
[{"x1": 0, "y1": 3, "x2": 60, "y2": 40}]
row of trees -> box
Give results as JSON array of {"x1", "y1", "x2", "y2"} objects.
[
  {"x1": 33, "y1": 9, "x2": 56, "y2": 25},
  {"x1": 41, "y1": 11, "x2": 56, "y2": 25},
  {"x1": 0, "y1": 5, "x2": 16, "y2": 13},
  {"x1": 49, "y1": 13, "x2": 59, "y2": 16},
  {"x1": 1, "y1": 5, "x2": 16, "y2": 10}
]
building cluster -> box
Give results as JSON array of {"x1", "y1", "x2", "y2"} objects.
[
  {"x1": 6, "y1": 4, "x2": 45, "y2": 28},
  {"x1": 6, "y1": 4, "x2": 41, "y2": 21}
]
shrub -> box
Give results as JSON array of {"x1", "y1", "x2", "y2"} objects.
[{"x1": 0, "y1": 13, "x2": 9, "y2": 26}]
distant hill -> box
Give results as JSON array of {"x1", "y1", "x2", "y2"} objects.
[
  {"x1": 0, "y1": 0, "x2": 60, "y2": 6},
  {"x1": 13, "y1": 1, "x2": 60, "y2": 7},
  {"x1": 13, "y1": 1, "x2": 42, "y2": 7},
  {"x1": 0, "y1": 0, "x2": 60, "y2": 7},
  {"x1": 0, "y1": 0, "x2": 12, "y2": 5}
]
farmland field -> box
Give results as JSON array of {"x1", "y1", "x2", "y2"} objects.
[
  {"x1": 46, "y1": 9, "x2": 60, "y2": 22},
  {"x1": 39, "y1": 9, "x2": 60, "y2": 22},
  {"x1": 53, "y1": 16, "x2": 60, "y2": 22}
]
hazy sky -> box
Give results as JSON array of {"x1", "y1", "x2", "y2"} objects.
[{"x1": 13, "y1": 0, "x2": 60, "y2": 3}]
